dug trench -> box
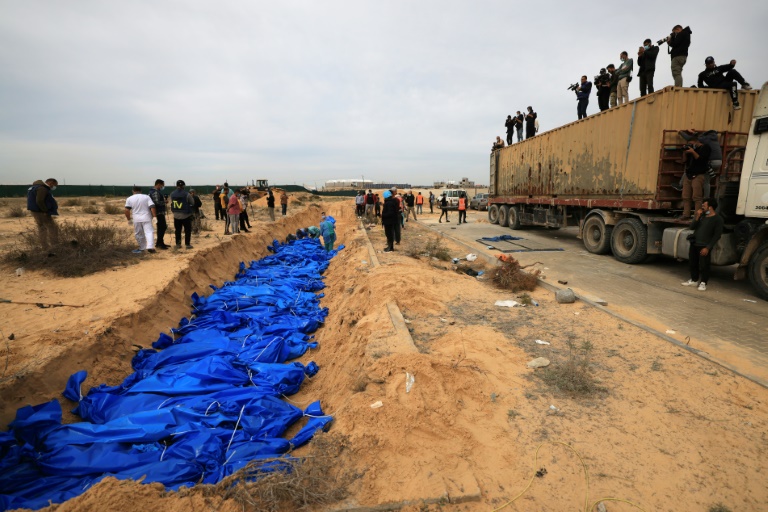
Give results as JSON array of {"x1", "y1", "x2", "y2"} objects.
[{"x1": 2, "y1": 201, "x2": 768, "y2": 511}]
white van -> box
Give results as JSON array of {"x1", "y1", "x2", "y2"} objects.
[{"x1": 439, "y1": 189, "x2": 468, "y2": 209}]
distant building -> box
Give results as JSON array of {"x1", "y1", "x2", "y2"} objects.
[
  {"x1": 433, "y1": 178, "x2": 476, "y2": 189},
  {"x1": 324, "y1": 179, "x2": 373, "y2": 190}
]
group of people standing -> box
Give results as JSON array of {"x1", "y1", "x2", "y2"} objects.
[
  {"x1": 500, "y1": 107, "x2": 538, "y2": 147},
  {"x1": 212, "y1": 185, "x2": 290, "y2": 236}
]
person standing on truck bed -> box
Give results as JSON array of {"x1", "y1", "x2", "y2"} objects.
[
  {"x1": 616, "y1": 51, "x2": 633, "y2": 105},
  {"x1": 637, "y1": 39, "x2": 659, "y2": 96},
  {"x1": 681, "y1": 139, "x2": 712, "y2": 219},
  {"x1": 575, "y1": 75, "x2": 592, "y2": 120},
  {"x1": 525, "y1": 107, "x2": 537, "y2": 139},
  {"x1": 662, "y1": 25, "x2": 691, "y2": 87},
  {"x1": 682, "y1": 198, "x2": 724, "y2": 292},
  {"x1": 697, "y1": 57, "x2": 752, "y2": 110}
]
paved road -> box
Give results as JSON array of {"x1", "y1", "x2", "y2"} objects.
[{"x1": 416, "y1": 209, "x2": 768, "y2": 386}]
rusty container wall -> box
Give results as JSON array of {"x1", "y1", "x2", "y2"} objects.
[{"x1": 493, "y1": 86, "x2": 758, "y2": 202}]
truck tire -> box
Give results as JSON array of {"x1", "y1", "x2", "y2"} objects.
[
  {"x1": 497, "y1": 205, "x2": 509, "y2": 227},
  {"x1": 508, "y1": 205, "x2": 521, "y2": 230},
  {"x1": 583, "y1": 215, "x2": 613, "y2": 255},
  {"x1": 488, "y1": 204, "x2": 499, "y2": 224},
  {"x1": 748, "y1": 242, "x2": 768, "y2": 301},
  {"x1": 610, "y1": 218, "x2": 648, "y2": 264}
]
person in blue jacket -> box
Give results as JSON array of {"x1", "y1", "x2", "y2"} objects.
[
  {"x1": 575, "y1": 75, "x2": 592, "y2": 120},
  {"x1": 319, "y1": 213, "x2": 336, "y2": 252}
]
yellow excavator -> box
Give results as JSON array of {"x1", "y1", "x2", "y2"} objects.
[{"x1": 245, "y1": 179, "x2": 283, "y2": 200}]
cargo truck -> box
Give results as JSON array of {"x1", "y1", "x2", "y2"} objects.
[{"x1": 488, "y1": 83, "x2": 768, "y2": 300}]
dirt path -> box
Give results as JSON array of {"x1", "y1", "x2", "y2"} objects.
[{"x1": 2, "y1": 198, "x2": 767, "y2": 511}]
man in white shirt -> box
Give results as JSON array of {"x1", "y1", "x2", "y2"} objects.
[{"x1": 124, "y1": 186, "x2": 157, "y2": 254}]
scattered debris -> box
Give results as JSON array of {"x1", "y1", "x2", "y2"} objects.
[
  {"x1": 370, "y1": 401, "x2": 383, "y2": 409},
  {"x1": 535, "y1": 467, "x2": 547, "y2": 478},
  {"x1": 466, "y1": 254, "x2": 477, "y2": 262},
  {"x1": 405, "y1": 373, "x2": 415, "y2": 393},
  {"x1": 743, "y1": 299, "x2": 757, "y2": 303},
  {"x1": 495, "y1": 300, "x2": 521, "y2": 308},
  {"x1": 527, "y1": 357, "x2": 551, "y2": 368},
  {"x1": 666, "y1": 330, "x2": 676, "y2": 334},
  {"x1": 597, "y1": 502, "x2": 608, "y2": 512},
  {"x1": 15, "y1": 268, "x2": 25, "y2": 277},
  {"x1": 555, "y1": 288, "x2": 576, "y2": 304},
  {"x1": 557, "y1": 280, "x2": 568, "y2": 285},
  {"x1": 593, "y1": 298, "x2": 608, "y2": 306},
  {"x1": 8, "y1": 333, "x2": 14, "y2": 341},
  {"x1": 534, "y1": 339, "x2": 551, "y2": 345}
]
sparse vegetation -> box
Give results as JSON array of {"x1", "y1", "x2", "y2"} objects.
[
  {"x1": 539, "y1": 337, "x2": 605, "y2": 397},
  {"x1": 61, "y1": 198, "x2": 82, "y2": 207},
  {"x1": 491, "y1": 256, "x2": 540, "y2": 292},
  {"x1": 424, "y1": 236, "x2": 451, "y2": 261},
  {"x1": 82, "y1": 204, "x2": 99, "y2": 215},
  {"x1": 517, "y1": 293, "x2": 533, "y2": 306},
  {"x1": 7, "y1": 206, "x2": 25, "y2": 218},
  {"x1": 708, "y1": 504, "x2": 732, "y2": 512},
  {"x1": 3, "y1": 220, "x2": 135, "y2": 277},
  {"x1": 103, "y1": 202, "x2": 122, "y2": 215},
  {"x1": 177, "y1": 432, "x2": 354, "y2": 512}
]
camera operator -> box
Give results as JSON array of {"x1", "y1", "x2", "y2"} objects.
[
  {"x1": 616, "y1": 51, "x2": 633, "y2": 105},
  {"x1": 575, "y1": 75, "x2": 592, "y2": 120},
  {"x1": 660, "y1": 25, "x2": 691, "y2": 87},
  {"x1": 680, "y1": 139, "x2": 711, "y2": 219},
  {"x1": 677, "y1": 129, "x2": 723, "y2": 199},
  {"x1": 505, "y1": 115, "x2": 514, "y2": 146},
  {"x1": 513, "y1": 111, "x2": 524, "y2": 142},
  {"x1": 697, "y1": 57, "x2": 752, "y2": 110},
  {"x1": 606, "y1": 64, "x2": 619, "y2": 108},
  {"x1": 594, "y1": 68, "x2": 611, "y2": 112},
  {"x1": 525, "y1": 107, "x2": 537, "y2": 139},
  {"x1": 637, "y1": 39, "x2": 659, "y2": 96}
]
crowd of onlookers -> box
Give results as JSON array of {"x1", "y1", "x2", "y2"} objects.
[{"x1": 494, "y1": 23, "x2": 752, "y2": 149}]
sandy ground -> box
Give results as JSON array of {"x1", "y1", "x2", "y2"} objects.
[{"x1": 1, "y1": 195, "x2": 767, "y2": 511}]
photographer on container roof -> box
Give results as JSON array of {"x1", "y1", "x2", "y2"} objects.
[
  {"x1": 594, "y1": 68, "x2": 612, "y2": 112},
  {"x1": 637, "y1": 39, "x2": 659, "y2": 96},
  {"x1": 574, "y1": 75, "x2": 592, "y2": 120},
  {"x1": 606, "y1": 64, "x2": 619, "y2": 108},
  {"x1": 660, "y1": 25, "x2": 691, "y2": 87},
  {"x1": 697, "y1": 57, "x2": 752, "y2": 110},
  {"x1": 616, "y1": 51, "x2": 634, "y2": 105}
]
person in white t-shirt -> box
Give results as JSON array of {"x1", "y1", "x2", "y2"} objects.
[{"x1": 124, "y1": 186, "x2": 157, "y2": 254}]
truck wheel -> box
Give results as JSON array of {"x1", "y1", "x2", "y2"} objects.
[
  {"x1": 748, "y1": 242, "x2": 768, "y2": 301},
  {"x1": 488, "y1": 204, "x2": 499, "y2": 224},
  {"x1": 497, "y1": 205, "x2": 509, "y2": 227},
  {"x1": 583, "y1": 215, "x2": 613, "y2": 255},
  {"x1": 508, "y1": 205, "x2": 521, "y2": 229},
  {"x1": 610, "y1": 218, "x2": 648, "y2": 264}
]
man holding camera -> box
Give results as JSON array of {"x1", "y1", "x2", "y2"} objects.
[
  {"x1": 637, "y1": 39, "x2": 659, "y2": 96},
  {"x1": 678, "y1": 128, "x2": 722, "y2": 199},
  {"x1": 661, "y1": 25, "x2": 691, "y2": 87},
  {"x1": 505, "y1": 115, "x2": 515, "y2": 146},
  {"x1": 616, "y1": 51, "x2": 633, "y2": 105},
  {"x1": 697, "y1": 57, "x2": 752, "y2": 110},
  {"x1": 513, "y1": 111, "x2": 524, "y2": 142},
  {"x1": 575, "y1": 76, "x2": 592, "y2": 120},
  {"x1": 681, "y1": 139, "x2": 711, "y2": 220},
  {"x1": 606, "y1": 64, "x2": 619, "y2": 108},
  {"x1": 595, "y1": 68, "x2": 611, "y2": 112},
  {"x1": 525, "y1": 107, "x2": 537, "y2": 139}
]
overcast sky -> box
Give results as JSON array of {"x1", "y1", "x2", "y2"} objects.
[{"x1": 1, "y1": 1, "x2": 765, "y2": 188}]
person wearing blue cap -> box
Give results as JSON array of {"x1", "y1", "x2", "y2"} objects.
[{"x1": 381, "y1": 190, "x2": 398, "y2": 252}]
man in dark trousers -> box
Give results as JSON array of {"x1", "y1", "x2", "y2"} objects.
[
  {"x1": 505, "y1": 115, "x2": 515, "y2": 145},
  {"x1": 525, "y1": 107, "x2": 537, "y2": 139},
  {"x1": 663, "y1": 25, "x2": 691, "y2": 87},
  {"x1": 148, "y1": 179, "x2": 169, "y2": 249},
  {"x1": 170, "y1": 179, "x2": 195, "y2": 249},
  {"x1": 682, "y1": 198, "x2": 723, "y2": 292},
  {"x1": 606, "y1": 64, "x2": 619, "y2": 107},
  {"x1": 575, "y1": 75, "x2": 592, "y2": 120},
  {"x1": 595, "y1": 68, "x2": 612, "y2": 112},
  {"x1": 381, "y1": 190, "x2": 398, "y2": 252},
  {"x1": 698, "y1": 57, "x2": 752, "y2": 110},
  {"x1": 212, "y1": 185, "x2": 223, "y2": 221},
  {"x1": 266, "y1": 189, "x2": 276, "y2": 221},
  {"x1": 637, "y1": 39, "x2": 659, "y2": 96},
  {"x1": 26, "y1": 178, "x2": 59, "y2": 250},
  {"x1": 681, "y1": 138, "x2": 712, "y2": 219}
]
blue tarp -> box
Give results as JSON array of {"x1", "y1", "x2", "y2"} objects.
[
  {"x1": 0, "y1": 237, "x2": 344, "y2": 511},
  {"x1": 481, "y1": 235, "x2": 524, "y2": 242}
]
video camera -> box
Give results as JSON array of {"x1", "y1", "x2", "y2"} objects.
[
  {"x1": 682, "y1": 143, "x2": 694, "y2": 150},
  {"x1": 657, "y1": 35, "x2": 670, "y2": 45},
  {"x1": 567, "y1": 83, "x2": 579, "y2": 91},
  {"x1": 594, "y1": 68, "x2": 610, "y2": 86}
]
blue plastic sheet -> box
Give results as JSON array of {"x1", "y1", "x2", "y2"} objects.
[
  {"x1": 0, "y1": 237, "x2": 340, "y2": 510},
  {"x1": 480, "y1": 235, "x2": 524, "y2": 241}
]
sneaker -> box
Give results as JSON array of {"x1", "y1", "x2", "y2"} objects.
[
  {"x1": 733, "y1": 103, "x2": 742, "y2": 110},
  {"x1": 439, "y1": 220, "x2": 442, "y2": 223},
  {"x1": 742, "y1": 83, "x2": 752, "y2": 90},
  {"x1": 132, "y1": 249, "x2": 143, "y2": 254},
  {"x1": 697, "y1": 282, "x2": 707, "y2": 291},
  {"x1": 175, "y1": 244, "x2": 181, "y2": 249},
  {"x1": 383, "y1": 247, "x2": 393, "y2": 252},
  {"x1": 681, "y1": 279, "x2": 697, "y2": 286},
  {"x1": 147, "y1": 248, "x2": 156, "y2": 254},
  {"x1": 186, "y1": 245, "x2": 194, "y2": 249},
  {"x1": 157, "y1": 244, "x2": 169, "y2": 250}
]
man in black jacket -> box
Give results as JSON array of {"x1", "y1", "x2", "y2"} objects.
[
  {"x1": 681, "y1": 140, "x2": 711, "y2": 219},
  {"x1": 637, "y1": 39, "x2": 659, "y2": 96},
  {"x1": 606, "y1": 64, "x2": 619, "y2": 108},
  {"x1": 148, "y1": 179, "x2": 169, "y2": 249},
  {"x1": 575, "y1": 76, "x2": 592, "y2": 120},
  {"x1": 513, "y1": 111, "x2": 524, "y2": 142},
  {"x1": 381, "y1": 191, "x2": 398, "y2": 252},
  {"x1": 698, "y1": 57, "x2": 752, "y2": 110},
  {"x1": 663, "y1": 25, "x2": 691, "y2": 87},
  {"x1": 595, "y1": 68, "x2": 611, "y2": 112},
  {"x1": 681, "y1": 197, "x2": 723, "y2": 292},
  {"x1": 505, "y1": 115, "x2": 514, "y2": 145},
  {"x1": 525, "y1": 107, "x2": 537, "y2": 139}
]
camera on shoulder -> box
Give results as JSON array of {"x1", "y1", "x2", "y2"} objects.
[{"x1": 567, "y1": 83, "x2": 579, "y2": 91}]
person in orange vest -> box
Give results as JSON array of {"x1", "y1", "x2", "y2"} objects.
[
  {"x1": 415, "y1": 192, "x2": 424, "y2": 215},
  {"x1": 457, "y1": 192, "x2": 468, "y2": 225}
]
